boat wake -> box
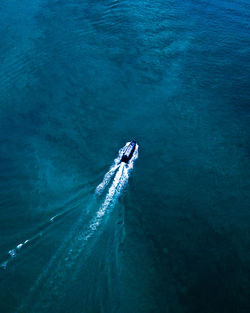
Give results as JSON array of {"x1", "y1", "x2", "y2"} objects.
[
  {"x1": 0, "y1": 204, "x2": 77, "y2": 270},
  {"x1": 18, "y1": 142, "x2": 138, "y2": 312}
]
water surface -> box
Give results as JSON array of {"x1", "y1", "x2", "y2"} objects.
[{"x1": 0, "y1": 0, "x2": 249, "y2": 312}]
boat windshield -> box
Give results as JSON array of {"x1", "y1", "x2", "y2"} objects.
[{"x1": 124, "y1": 144, "x2": 133, "y2": 156}]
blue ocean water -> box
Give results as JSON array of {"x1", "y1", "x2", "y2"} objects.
[{"x1": 0, "y1": 0, "x2": 249, "y2": 312}]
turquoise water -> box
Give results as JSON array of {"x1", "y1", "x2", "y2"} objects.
[{"x1": 0, "y1": 0, "x2": 249, "y2": 312}]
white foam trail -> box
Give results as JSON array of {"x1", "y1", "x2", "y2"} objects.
[
  {"x1": 84, "y1": 162, "x2": 125, "y2": 240},
  {"x1": 95, "y1": 143, "x2": 130, "y2": 195},
  {"x1": 0, "y1": 239, "x2": 30, "y2": 269},
  {"x1": 19, "y1": 142, "x2": 138, "y2": 311},
  {"x1": 61, "y1": 143, "x2": 138, "y2": 264}
]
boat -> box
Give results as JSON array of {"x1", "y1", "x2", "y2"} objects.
[{"x1": 120, "y1": 140, "x2": 136, "y2": 163}]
